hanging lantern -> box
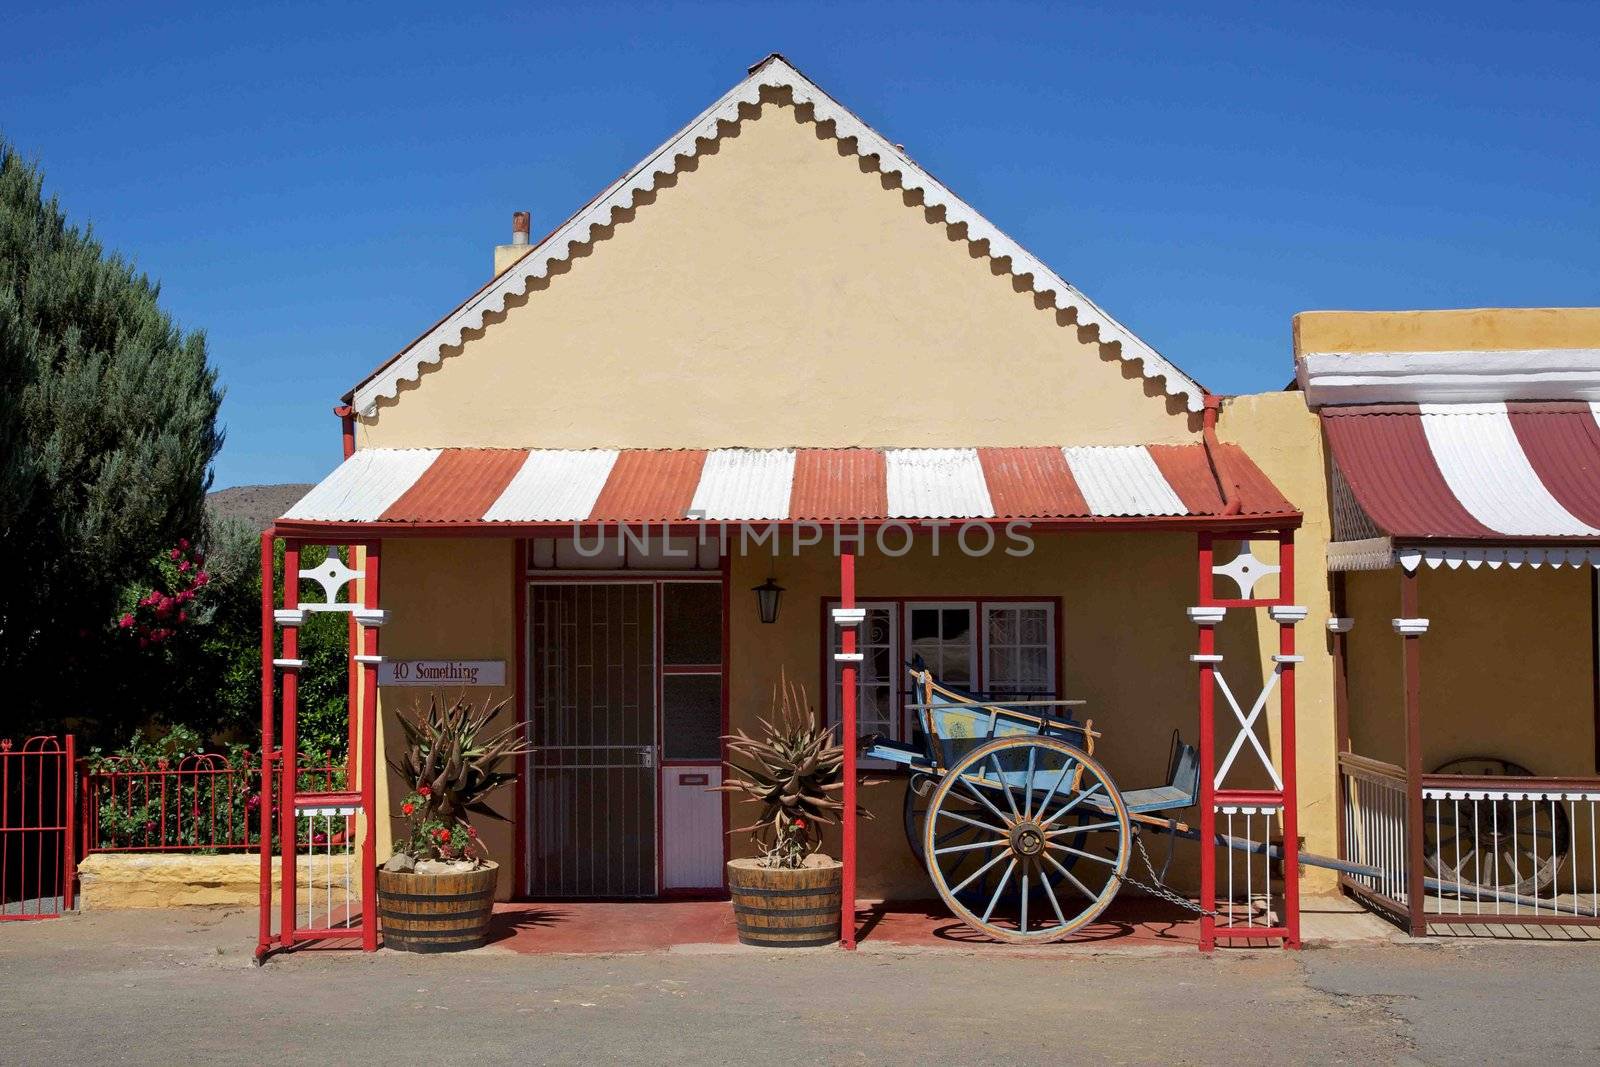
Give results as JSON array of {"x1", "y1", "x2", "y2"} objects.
[{"x1": 752, "y1": 577, "x2": 785, "y2": 625}]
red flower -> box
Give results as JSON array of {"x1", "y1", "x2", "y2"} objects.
[
  {"x1": 178, "y1": 561, "x2": 191, "y2": 573},
  {"x1": 792, "y1": 817, "x2": 806, "y2": 829},
  {"x1": 169, "y1": 548, "x2": 180, "y2": 560},
  {"x1": 118, "y1": 613, "x2": 134, "y2": 629},
  {"x1": 401, "y1": 802, "x2": 414, "y2": 815},
  {"x1": 195, "y1": 572, "x2": 210, "y2": 586},
  {"x1": 438, "y1": 829, "x2": 451, "y2": 842},
  {"x1": 417, "y1": 785, "x2": 431, "y2": 797},
  {"x1": 179, "y1": 538, "x2": 190, "y2": 550},
  {"x1": 467, "y1": 827, "x2": 478, "y2": 839}
]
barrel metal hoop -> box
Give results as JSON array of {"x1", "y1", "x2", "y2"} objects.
[
  {"x1": 734, "y1": 921, "x2": 840, "y2": 936},
  {"x1": 377, "y1": 889, "x2": 495, "y2": 903},
  {"x1": 732, "y1": 903, "x2": 839, "y2": 918},
  {"x1": 737, "y1": 935, "x2": 839, "y2": 947},
  {"x1": 378, "y1": 906, "x2": 494, "y2": 922},
  {"x1": 727, "y1": 884, "x2": 842, "y2": 898}
]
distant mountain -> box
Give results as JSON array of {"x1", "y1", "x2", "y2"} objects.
[{"x1": 207, "y1": 484, "x2": 313, "y2": 532}]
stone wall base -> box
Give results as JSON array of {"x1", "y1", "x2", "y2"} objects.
[{"x1": 78, "y1": 852, "x2": 356, "y2": 910}]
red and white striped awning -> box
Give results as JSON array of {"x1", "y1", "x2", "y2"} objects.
[
  {"x1": 1324, "y1": 402, "x2": 1600, "y2": 545},
  {"x1": 279, "y1": 444, "x2": 1294, "y2": 528}
]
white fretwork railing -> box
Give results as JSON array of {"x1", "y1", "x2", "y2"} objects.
[
  {"x1": 1338, "y1": 753, "x2": 1411, "y2": 910},
  {"x1": 1216, "y1": 804, "x2": 1283, "y2": 932},
  {"x1": 1421, "y1": 778, "x2": 1599, "y2": 924},
  {"x1": 294, "y1": 800, "x2": 361, "y2": 933}
]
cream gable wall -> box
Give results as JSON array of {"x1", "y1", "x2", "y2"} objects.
[{"x1": 359, "y1": 99, "x2": 1199, "y2": 450}]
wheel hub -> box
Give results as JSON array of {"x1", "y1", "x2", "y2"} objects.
[{"x1": 1009, "y1": 821, "x2": 1046, "y2": 857}]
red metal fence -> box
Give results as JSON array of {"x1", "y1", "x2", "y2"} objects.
[
  {"x1": 1, "y1": 736, "x2": 76, "y2": 920},
  {"x1": 83, "y1": 754, "x2": 344, "y2": 853}
]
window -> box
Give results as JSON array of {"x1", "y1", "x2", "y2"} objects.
[{"x1": 826, "y1": 599, "x2": 1057, "y2": 747}]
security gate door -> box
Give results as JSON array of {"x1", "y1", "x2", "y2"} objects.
[{"x1": 526, "y1": 583, "x2": 657, "y2": 897}]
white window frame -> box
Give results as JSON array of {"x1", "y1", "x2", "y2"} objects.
[
  {"x1": 826, "y1": 598, "x2": 1058, "y2": 760},
  {"x1": 979, "y1": 601, "x2": 1058, "y2": 698}
]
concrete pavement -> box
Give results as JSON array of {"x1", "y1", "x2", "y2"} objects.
[{"x1": 1, "y1": 906, "x2": 1595, "y2": 1065}]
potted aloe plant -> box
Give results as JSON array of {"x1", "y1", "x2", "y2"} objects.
[
  {"x1": 717, "y1": 673, "x2": 874, "y2": 947},
  {"x1": 377, "y1": 693, "x2": 533, "y2": 952}
]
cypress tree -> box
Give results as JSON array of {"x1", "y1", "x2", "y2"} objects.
[{"x1": 0, "y1": 140, "x2": 223, "y2": 735}]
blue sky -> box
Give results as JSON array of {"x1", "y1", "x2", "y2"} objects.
[{"x1": 6, "y1": 1, "x2": 1597, "y2": 488}]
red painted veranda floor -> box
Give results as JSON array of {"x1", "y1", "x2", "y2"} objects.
[{"x1": 483, "y1": 898, "x2": 1204, "y2": 954}]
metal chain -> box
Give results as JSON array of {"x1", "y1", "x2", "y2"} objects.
[{"x1": 1115, "y1": 828, "x2": 1220, "y2": 918}]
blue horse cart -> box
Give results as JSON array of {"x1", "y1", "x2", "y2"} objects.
[{"x1": 862, "y1": 667, "x2": 1199, "y2": 944}]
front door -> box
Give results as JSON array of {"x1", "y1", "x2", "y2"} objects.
[{"x1": 526, "y1": 583, "x2": 658, "y2": 897}]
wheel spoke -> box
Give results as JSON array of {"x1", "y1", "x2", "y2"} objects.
[
  {"x1": 934, "y1": 807, "x2": 1009, "y2": 836},
  {"x1": 989, "y1": 754, "x2": 1023, "y2": 821},
  {"x1": 935, "y1": 837, "x2": 1012, "y2": 856},
  {"x1": 957, "y1": 775, "x2": 1013, "y2": 826},
  {"x1": 1044, "y1": 851, "x2": 1103, "y2": 903},
  {"x1": 949, "y1": 848, "x2": 1013, "y2": 897},
  {"x1": 1044, "y1": 819, "x2": 1122, "y2": 837},
  {"x1": 1022, "y1": 747, "x2": 1037, "y2": 819},
  {"x1": 1046, "y1": 841, "x2": 1118, "y2": 867},
  {"x1": 981, "y1": 858, "x2": 1018, "y2": 924},
  {"x1": 1032, "y1": 758, "x2": 1077, "y2": 824},
  {"x1": 1020, "y1": 860, "x2": 1031, "y2": 933},
  {"x1": 1040, "y1": 867, "x2": 1068, "y2": 928},
  {"x1": 1042, "y1": 781, "x2": 1105, "y2": 826}
]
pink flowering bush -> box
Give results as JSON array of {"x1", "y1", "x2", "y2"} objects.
[{"x1": 116, "y1": 538, "x2": 212, "y2": 648}]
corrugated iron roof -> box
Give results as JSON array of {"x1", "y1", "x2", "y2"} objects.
[
  {"x1": 279, "y1": 444, "x2": 1296, "y2": 527},
  {"x1": 1322, "y1": 401, "x2": 1600, "y2": 541}
]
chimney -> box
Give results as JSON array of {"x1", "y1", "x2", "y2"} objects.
[{"x1": 494, "y1": 211, "x2": 532, "y2": 276}]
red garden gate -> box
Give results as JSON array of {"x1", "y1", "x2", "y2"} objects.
[{"x1": 0, "y1": 736, "x2": 76, "y2": 920}]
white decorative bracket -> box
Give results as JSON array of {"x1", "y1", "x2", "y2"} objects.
[
  {"x1": 352, "y1": 654, "x2": 384, "y2": 665},
  {"x1": 833, "y1": 652, "x2": 864, "y2": 663},
  {"x1": 353, "y1": 608, "x2": 389, "y2": 628},
  {"x1": 1271, "y1": 654, "x2": 1305, "y2": 664},
  {"x1": 274, "y1": 609, "x2": 306, "y2": 627},
  {"x1": 1392, "y1": 617, "x2": 1430, "y2": 636},
  {"x1": 1186, "y1": 606, "x2": 1227, "y2": 626},
  {"x1": 298, "y1": 555, "x2": 363, "y2": 613},
  {"x1": 831, "y1": 607, "x2": 866, "y2": 627},
  {"x1": 1213, "y1": 546, "x2": 1280, "y2": 600},
  {"x1": 1189, "y1": 653, "x2": 1224, "y2": 664},
  {"x1": 1268, "y1": 605, "x2": 1308, "y2": 624},
  {"x1": 1327, "y1": 617, "x2": 1354, "y2": 633},
  {"x1": 1213, "y1": 666, "x2": 1286, "y2": 792},
  {"x1": 272, "y1": 658, "x2": 305, "y2": 670}
]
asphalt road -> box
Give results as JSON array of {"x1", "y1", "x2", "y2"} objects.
[{"x1": 2, "y1": 908, "x2": 1596, "y2": 1065}]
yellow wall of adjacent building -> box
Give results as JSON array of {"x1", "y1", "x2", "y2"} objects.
[
  {"x1": 1341, "y1": 565, "x2": 1596, "y2": 777},
  {"x1": 1217, "y1": 391, "x2": 1341, "y2": 891},
  {"x1": 1294, "y1": 307, "x2": 1600, "y2": 354},
  {"x1": 356, "y1": 96, "x2": 1199, "y2": 451}
]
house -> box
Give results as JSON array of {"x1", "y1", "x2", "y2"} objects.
[
  {"x1": 258, "y1": 55, "x2": 1597, "y2": 956},
  {"x1": 1300, "y1": 307, "x2": 1600, "y2": 934}
]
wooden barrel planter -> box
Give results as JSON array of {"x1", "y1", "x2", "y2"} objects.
[
  {"x1": 376, "y1": 861, "x2": 498, "y2": 952},
  {"x1": 726, "y1": 858, "x2": 842, "y2": 947}
]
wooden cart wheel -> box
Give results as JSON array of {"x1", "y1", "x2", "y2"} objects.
[
  {"x1": 923, "y1": 735, "x2": 1129, "y2": 944},
  {"x1": 1423, "y1": 757, "x2": 1570, "y2": 896}
]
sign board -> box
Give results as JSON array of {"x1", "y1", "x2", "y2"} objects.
[{"x1": 378, "y1": 660, "x2": 505, "y2": 687}]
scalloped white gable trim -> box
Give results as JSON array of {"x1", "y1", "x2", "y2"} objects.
[{"x1": 351, "y1": 55, "x2": 1206, "y2": 417}]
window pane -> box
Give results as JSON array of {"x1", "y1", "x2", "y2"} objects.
[
  {"x1": 662, "y1": 583, "x2": 721, "y2": 665},
  {"x1": 941, "y1": 608, "x2": 970, "y2": 639},
  {"x1": 663, "y1": 675, "x2": 721, "y2": 760},
  {"x1": 911, "y1": 608, "x2": 939, "y2": 641},
  {"x1": 1020, "y1": 609, "x2": 1048, "y2": 645},
  {"x1": 987, "y1": 608, "x2": 1016, "y2": 644}
]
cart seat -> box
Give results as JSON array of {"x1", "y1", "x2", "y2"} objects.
[{"x1": 1095, "y1": 738, "x2": 1199, "y2": 816}]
